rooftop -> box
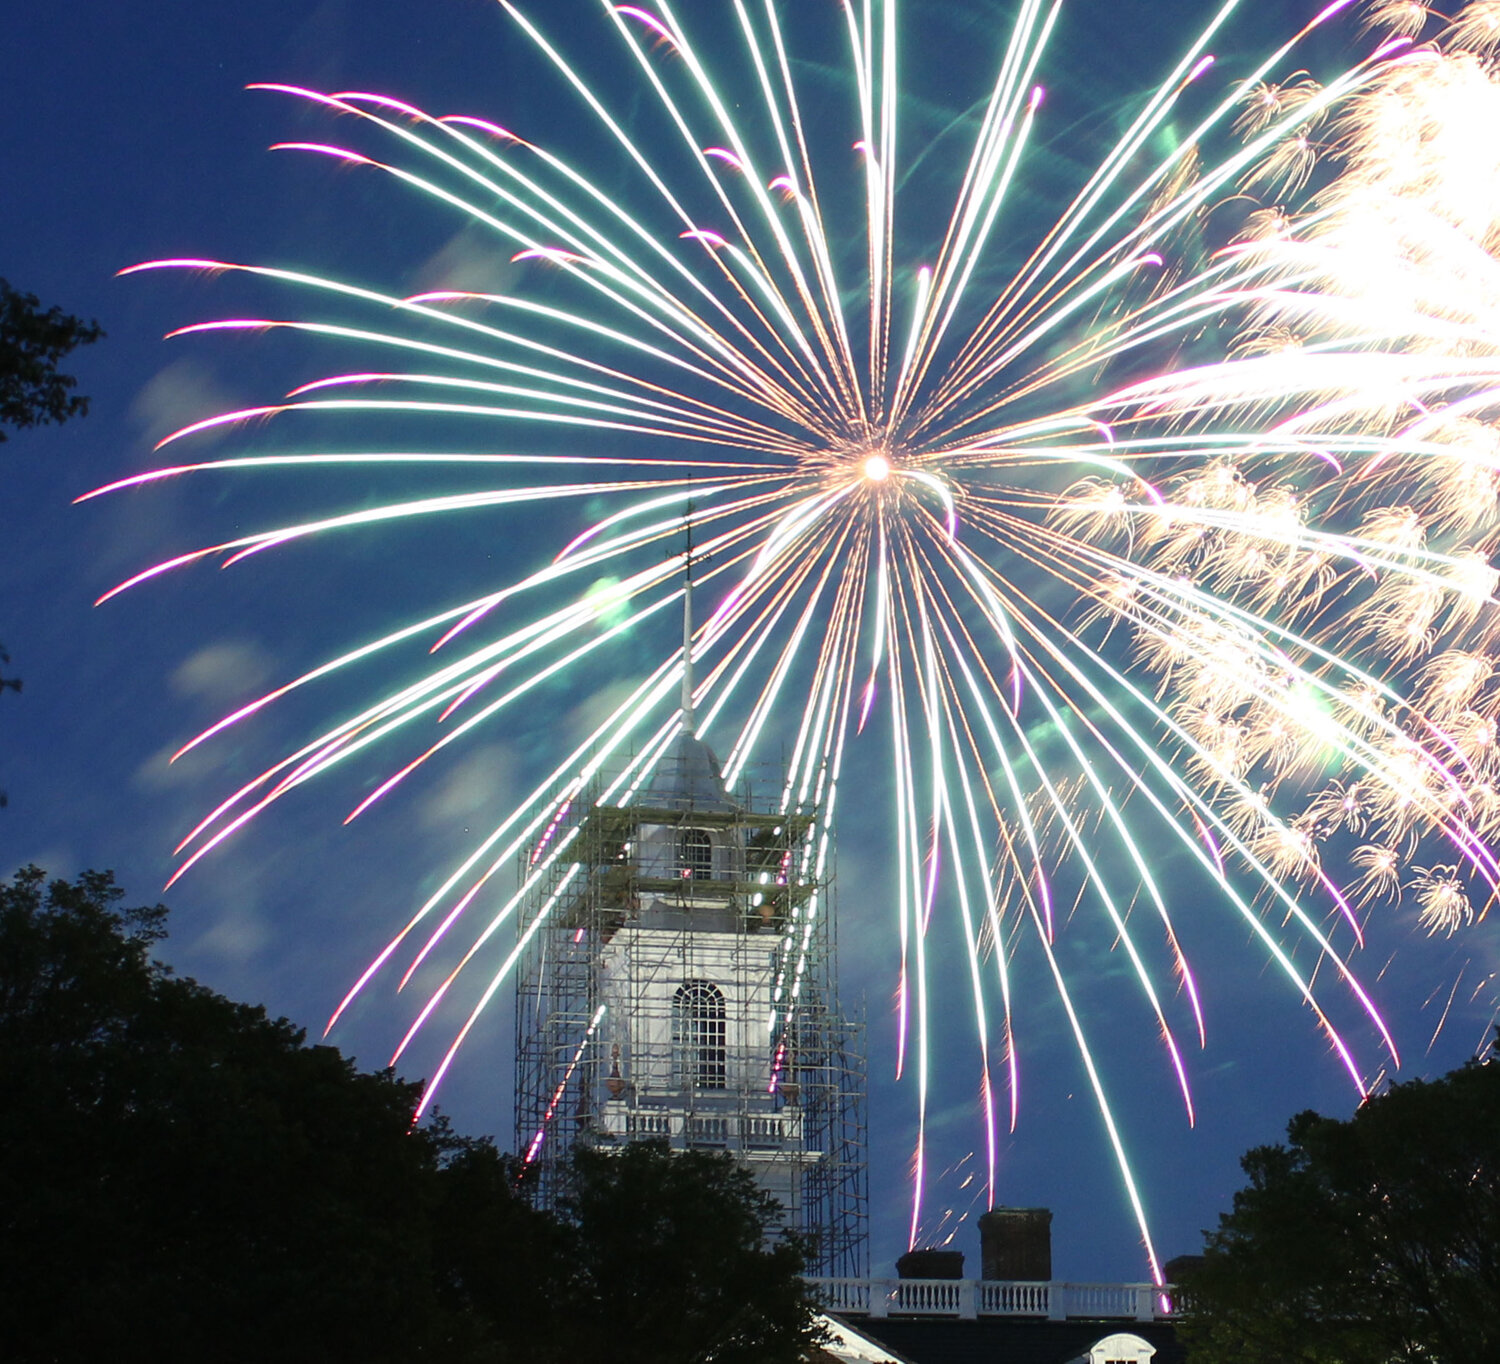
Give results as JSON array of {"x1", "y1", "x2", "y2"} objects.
[
  {"x1": 808, "y1": 1276, "x2": 1178, "y2": 1323},
  {"x1": 804, "y1": 1278, "x2": 1188, "y2": 1362},
  {"x1": 638, "y1": 731, "x2": 741, "y2": 814},
  {"x1": 837, "y1": 1316, "x2": 1186, "y2": 1364},
  {"x1": 805, "y1": 1277, "x2": 1185, "y2": 1364}
]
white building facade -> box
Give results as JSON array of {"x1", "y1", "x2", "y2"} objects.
[{"x1": 514, "y1": 731, "x2": 866, "y2": 1273}]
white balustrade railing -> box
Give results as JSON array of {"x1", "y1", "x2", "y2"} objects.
[
  {"x1": 688, "y1": 1115, "x2": 732, "y2": 1145},
  {"x1": 978, "y1": 1279, "x2": 1050, "y2": 1315},
  {"x1": 623, "y1": 1111, "x2": 672, "y2": 1138},
  {"x1": 605, "y1": 1107, "x2": 804, "y2": 1148},
  {"x1": 813, "y1": 1279, "x2": 872, "y2": 1314},
  {"x1": 888, "y1": 1279, "x2": 963, "y2": 1315},
  {"x1": 805, "y1": 1278, "x2": 1173, "y2": 1322}
]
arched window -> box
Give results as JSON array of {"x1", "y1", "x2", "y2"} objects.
[
  {"x1": 679, "y1": 827, "x2": 713, "y2": 880},
  {"x1": 1087, "y1": 1333, "x2": 1156, "y2": 1364},
  {"x1": 672, "y1": 980, "x2": 727, "y2": 1089}
]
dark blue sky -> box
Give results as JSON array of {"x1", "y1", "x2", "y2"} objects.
[{"x1": 4, "y1": 0, "x2": 1494, "y2": 1283}]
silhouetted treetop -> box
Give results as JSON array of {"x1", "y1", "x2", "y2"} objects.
[
  {"x1": 1180, "y1": 1039, "x2": 1500, "y2": 1364},
  {"x1": 0, "y1": 278, "x2": 103, "y2": 444}
]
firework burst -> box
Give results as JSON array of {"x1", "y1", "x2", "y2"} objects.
[{"x1": 89, "y1": 0, "x2": 1500, "y2": 1275}]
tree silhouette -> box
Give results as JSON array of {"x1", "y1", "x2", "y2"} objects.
[
  {"x1": 0, "y1": 278, "x2": 102, "y2": 444},
  {"x1": 0, "y1": 279, "x2": 104, "y2": 748},
  {"x1": 0, "y1": 866, "x2": 821, "y2": 1362},
  {"x1": 0, "y1": 865, "x2": 470, "y2": 1361},
  {"x1": 564, "y1": 1139, "x2": 822, "y2": 1364},
  {"x1": 1181, "y1": 1042, "x2": 1500, "y2": 1363}
]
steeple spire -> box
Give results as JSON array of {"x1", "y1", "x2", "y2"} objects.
[{"x1": 681, "y1": 501, "x2": 696, "y2": 737}]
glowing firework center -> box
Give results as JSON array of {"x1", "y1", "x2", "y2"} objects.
[{"x1": 515, "y1": 723, "x2": 867, "y2": 1273}]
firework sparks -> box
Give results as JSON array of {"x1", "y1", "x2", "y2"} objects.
[{"x1": 92, "y1": 0, "x2": 1500, "y2": 1277}]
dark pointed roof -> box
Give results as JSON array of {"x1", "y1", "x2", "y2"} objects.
[{"x1": 639, "y1": 731, "x2": 741, "y2": 814}]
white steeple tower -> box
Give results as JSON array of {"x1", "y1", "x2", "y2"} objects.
[{"x1": 514, "y1": 516, "x2": 867, "y2": 1273}]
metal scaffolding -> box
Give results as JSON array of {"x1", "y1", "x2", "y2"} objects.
[{"x1": 514, "y1": 738, "x2": 868, "y2": 1276}]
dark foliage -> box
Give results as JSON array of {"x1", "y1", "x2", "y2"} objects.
[
  {"x1": 0, "y1": 279, "x2": 102, "y2": 717},
  {"x1": 430, "y1": 1141, "x2": 581, "y2": 1363},
  {"x1": 0, "y1": 867, "x2": 820, "y2": 1363},
  {"x1": 1, "y1": 636, "x2": 19, "y2": 719},
  {"x1": 1180, "y1": 1041, "x2": 1500, "y2": 1363},
  {"x1": 0, "y1": 866, "x2": 471, "y2": 1362},
  {"x1": 565, "y1": 1140, "x2": 822, "y2": 1364},
  {"x1": 0, "y1": 278, "x2": 103, "y2": 444}
]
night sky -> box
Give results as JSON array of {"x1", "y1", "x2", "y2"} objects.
[{"x1": 4, "y1": 0, "x2": 1495, "y2": 1284}]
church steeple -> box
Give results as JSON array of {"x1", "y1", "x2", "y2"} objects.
[
  {"x1": 513, "y1": 504, "x2": 867, "y2": 1275},
  {"x1": 680, "y1": 502, "x2": 697, "y2": 737}
]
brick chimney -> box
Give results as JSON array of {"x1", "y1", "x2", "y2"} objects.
[
  {"x1": 895, "y1": 1248, "x2": 965, "y2": 1279},
  {"x1": 978, "y1": 1206, "x2": 1052, "y2": 1280}
]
